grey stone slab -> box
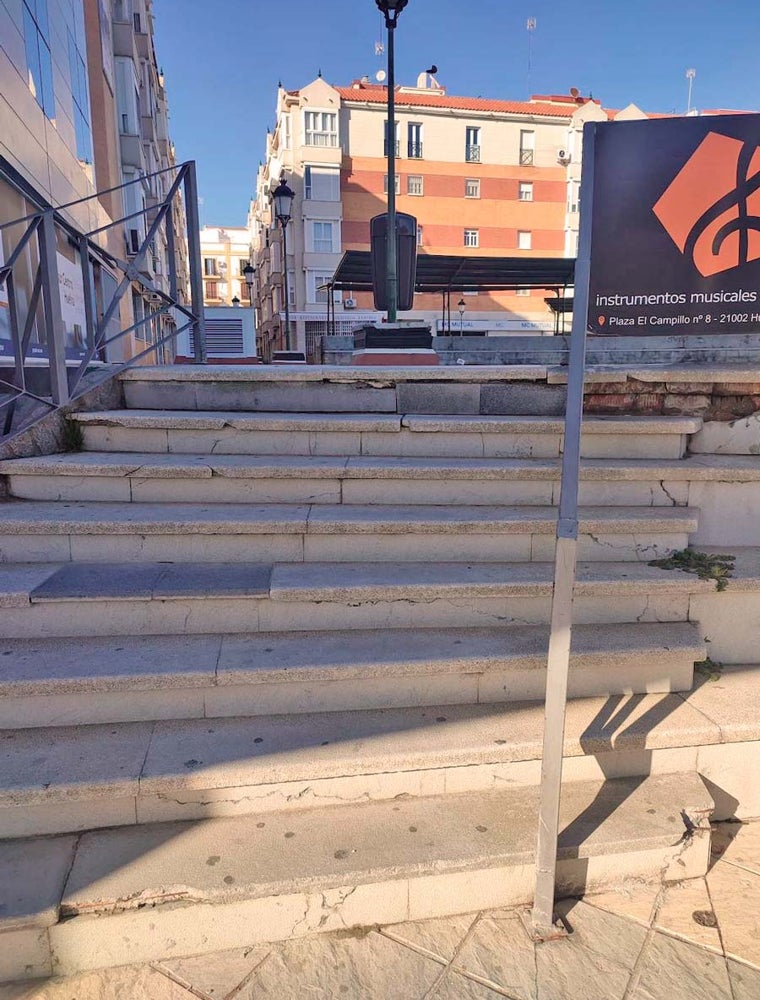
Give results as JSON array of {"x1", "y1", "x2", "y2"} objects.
[
  {"x1": 0, "y1": 502, "x2": 311, "y2": 535},
  {"x1": 0, "y1": 635, "x2": 220, "y2": 696},
  {"x1": 236, "y1": 931, "x2": 441, "y2": 999},
  {"x1": 152, "y1": 563, "x2": 272, "y2": 599},
  {"x1": 123, "y1": 380, "x2": 198, "y2": 410},
  {"x1": 0, "y1": 835, "x2": 77, "y2": 930},
  {"x1": 481, "y1": 383, "x2": 568, "y2": 416},
  {"x1": 119, "y1": 364, "x2": 547, "y2": 383},
  {"x1": 397, "y1": 383, "x2": 481, "y2": 415},
  {"x1": 0, "y1": 564, "x2": 61, "y2": 607},
  {"x1": 206, "y1": 455, "x2": 348, "y2": 479},
  {"x1": 629, "y1": 931, "x2": 732, "y2": 1000},
  {"x1": 30, "y1": 563, "x2": 166, "y2": 602},
  {"x1": 193, "y1": 382, "x2": 398, "y2": 413},
  {"x1": 72, "y1": 409, "x2": 230, "y2": 429},
  {"x1": 684, "y1": 664, "x2": 760, "y2": 741},
  {"x1": 0, "y1": 721, "x2": 153, "y2": 804}
]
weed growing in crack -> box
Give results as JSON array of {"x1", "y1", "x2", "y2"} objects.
[
  {"x1": 648, "y1": 549, "x2": 735, "y2": 591},
  {"x1": 695, "y1": 657, "x2": 723, "y2": 682},
  {"x1": 61, "y1": 418, "x2": 84, "y2": 452}
]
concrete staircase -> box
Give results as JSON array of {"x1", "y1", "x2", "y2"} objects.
[{"x1": 2, "y1": 365, "x2": 759, "y2": 982}]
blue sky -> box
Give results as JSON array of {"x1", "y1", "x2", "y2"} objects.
[{"x1": 152, "y1": 0, "x2": 760, "y2": 224}]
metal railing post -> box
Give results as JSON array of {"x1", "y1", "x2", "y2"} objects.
[
  {"x1": 183, "y1": 162, "x2": 207, "y2": 363},
  {"x1": 38, "y1": 211, "x2": 69, "y2": 405}
]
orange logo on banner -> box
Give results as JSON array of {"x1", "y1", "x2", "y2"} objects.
[{"x1": 653, "y1": 132, "x2": 760, "y2": 277}]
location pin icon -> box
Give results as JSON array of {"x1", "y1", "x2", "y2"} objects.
[{"x1": 598, "y1": 315, "x2": 606, "y2": 326}]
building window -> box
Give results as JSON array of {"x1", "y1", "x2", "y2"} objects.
[
  {"x1": 304, "y1": 110, "x2": 338, "y2": 147},
  {"x1": 516, "y1": 287, "x2": 531, "y2": 296},
  {"x1": 308, "y1": 273, "x2": 340, "y2": 304},
  {"x1": 465, "y1": 178, "x2": 480, "y2": 199},
  {"x1": 465, "y1": 126, "x2": 481, "y2": 163},
  {"x1": 464, "y1": 229, "x2": 479, "y2": 248},
  {"x1": 383, "y1": 174, "x2": 401, "y2": 195},
  {"x1": 311, "y1": 221, "x2": 335, "y2": 253},
  {"x1": 407, "y1": 175, "x2": 423, "y2": 196},
  {"x1": 68, "y1": 29, "x2": 92, "y2": 163},
  {"x1": 282, "y1": 113, "x2": 292, "y2": 150},
  {"x1": 518, "y1": 230, "x2": 532, "y2": 250},
  {"x1": 206, "y1": 281, "x2": 219, "y2": 299},
  {"x1": 384, "y1": 120, "x2": 399, "y2": 157},
  {"x1": 519, "y1": 182, "x2": 533, "y2": 202},
  {"x1": 305, "y1": 165, "x2": 340, "y2": 201},
  {"x1": 22, "y1": 0, "x2": 55, "y2": 118},
  {"x1": 519, "y1": 130, "x2": 535, "y2": 165},
  {"x1": 240, "y1": 282, "x2": 250, "y2": 301},
  {"x1": 204, "y1": 258, "x2": 217, "y2": 276},
  {"x1": 568, "y1": 180, "x2": 580, "y2": 213},
  {"x1": 417, "y1": 225, "x2": 424, "y2": 247},
  {"x1": 408, "y1": 122, "x2": 423, "y2": 158}
]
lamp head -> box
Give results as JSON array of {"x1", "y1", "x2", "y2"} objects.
[
  {"x1": 375, "y1": 0, "x2": 409, "y2": 26},
  {"x1": 243, "y1": 263, "x2": 256, "y2": 288},
  {"x1": 458, "y1": 298, "x2": 466, "y2": 314},
  {"x1": 271, "y1": 178, "x2": 295, "y2": 225}
]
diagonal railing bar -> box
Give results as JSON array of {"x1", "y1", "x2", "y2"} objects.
[
  {"x1": 6, "y1": 272, "x2": 25, "y2": 394},
  {"x1": 0, "y1": 216, "x2": 41, "y2": 285},
  {"x1": 85, "y1": 203, "x2": 158, "y2": 239}
]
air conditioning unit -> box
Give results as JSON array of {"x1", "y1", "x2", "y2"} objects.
[
  {"x1": 344, "y1": 298, "x2": 357, "y2": 309},
  {"x1": 557, "y1": 148, "x2": 571, "y2": 164},
  {"x1": 147, "y1": 292, "x2": 162, "y2": 304}
]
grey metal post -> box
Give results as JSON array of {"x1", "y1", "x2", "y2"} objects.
[
  {"x1": 38, "y1": 211, "x2": 69, "y2": 405},
  {"x1": 78, "y1": 236, "x2": 97, "y2": 355},
  {"x1": 385, "y1": 14, "x2": 398, "y2": 323},
  {"x1": 183, "y1": 162, "x2": 207, "y2": 363},
  {"x1": 531, "y1": 122, "x2": 596, "y2": 938},
  {"x1": 281, "y1": 221, "x2": 292, "y2": 351}
]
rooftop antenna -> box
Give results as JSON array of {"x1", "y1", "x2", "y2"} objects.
[
  {"x1": 527, "y1": 18, "x2": 536, "y2": 98},
  {"x1": 686, "y1": 67, "x2": 696, "y2": 114}
]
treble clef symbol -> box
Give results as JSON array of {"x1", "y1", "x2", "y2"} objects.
[{"x1": 684, "y1": 140, "x2": 760, "y2": 269}]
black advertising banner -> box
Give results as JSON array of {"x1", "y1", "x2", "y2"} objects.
[{"x1": 587, "y1": 113, "x2": 760, "y2": 335}]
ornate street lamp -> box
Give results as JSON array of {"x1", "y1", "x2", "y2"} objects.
[
  {"x1": 271, "y1": 177, "x2": 295, "y2": 351},
  {"x1": 458, "y1": 297, "x2": 466, "y2": 334},
  {"x1": 375, "y1": 0, "x2": 409, "y2": 324},
  {"x1": 243, "y1": 262, "x2": 256, "y2": 303}
]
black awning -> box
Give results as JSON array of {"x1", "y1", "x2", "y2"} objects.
[
  {"x1": 544, "y1": 296, "x2": 575, "y2": 314},
  {"x1": 331, "y1": 251, "x2": 575, "y2": 293}
]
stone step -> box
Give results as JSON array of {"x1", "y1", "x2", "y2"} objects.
[
  {"x1": 0, "y1": 500, "x2": 697, "y2": 563},
  {"x1": 0, "y1": 686, "x2": 721, "y2": 841},
  {"x1": 0, "y1": 618, "x2": 706, "y2": 727},
  {"x1": 70, "y1": 409, "x2": 701, "y2": 459},
  {"x1": 0, "y1": 559, "x2": 709, "y2": 637},
  {"x1": 0, "y1": 772, "x2": 713, "y2": 980},
  {"x1": 5, "y1": 452, "x2": 753, "y2": 506}
]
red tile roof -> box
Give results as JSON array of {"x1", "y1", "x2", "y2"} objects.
[{"x1": 334, "y1": 84, "x2": 595, "y2": 118}]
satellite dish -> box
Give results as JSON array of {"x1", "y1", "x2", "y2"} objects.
[
  {"x1": 569, "y1": 87, "x2": 580, "y2": 98},
  {"x1": 376, "y1": 70, "x2": 387, "y2": 82}
]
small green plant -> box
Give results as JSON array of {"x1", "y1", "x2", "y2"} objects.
[
  {"x1": 695, "y1": 656, "x2": 723, "y2": 682},
  {"x1": 61, "y1": 418, "x2": 84, "y2": 452},
  {"x1": 649, "y1": 549, "x2": 735, "y2": 591}
]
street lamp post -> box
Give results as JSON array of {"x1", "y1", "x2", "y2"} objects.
[
  {"x1": 243, "y1": 262, "x2": 257, "y2": 355},
  {"x1": 271, "y1": 177, "x2": 295, "y2": 351},
  {"x1": 458, "y1": 297, "x2": 466, "y2": 334},
  {"x1": 376, "y1": 0, "x2": 409, "y2": 324}
]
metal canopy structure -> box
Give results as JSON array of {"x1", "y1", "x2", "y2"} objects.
[
  {"x1": 328, "y1": 252, "x2": 576, "y2": 335},
  {"x1": 331, "y1": 251, "x2": 575, "y2": 294}
]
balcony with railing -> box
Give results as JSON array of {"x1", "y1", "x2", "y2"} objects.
[
  {"x1": 384, "y1": 139, "x2": 400, "y2": 157},
  {"x1": 520, "y1": 148, "x2": 535, "y2": 166},
  {"x1": 465, "y1": 145, "x2": 481, "y2": 163},
  {"x1": 407, "y1": 141, "x2": 423, "y2": 159}
]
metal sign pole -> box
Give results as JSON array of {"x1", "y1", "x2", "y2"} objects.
[{"x1": 531, "y1": 123, "x2": 596, "y2": 938}]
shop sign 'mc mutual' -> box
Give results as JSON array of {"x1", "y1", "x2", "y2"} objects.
[{"x1": 586, "y1": 113, "x2": 760, "y2": 336}]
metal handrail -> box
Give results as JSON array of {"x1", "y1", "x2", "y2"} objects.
[{"x1": 0, "y1": 160, "x2": 206, "y2": 443}]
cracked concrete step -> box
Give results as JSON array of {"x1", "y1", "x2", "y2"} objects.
[
  {"x1": 0, "y1": 559, "x2": 710, "y2": 637},
  {"x1": 0, "y1": 691, "x2": 719, "y2": 839},
  {"x1": 0, "y1": 771, "x2": 713, "y2": 979},
  {"x1": 4, "y1": 451, "x2": 751, "y2": 506},
  {"x1": 69, "y1": 410, "x2": 701, "y2": 459},
  {"x1": 0, "y1": 619, "x2": 706, "y2": 727},
  {"x1": 0, "y1": 501, "x2": 698, "y2": 564}
]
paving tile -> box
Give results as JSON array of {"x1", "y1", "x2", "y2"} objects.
[
  {"x1": 654, "y1": 878, "x2": 722, "y2": 951},
  {"x1": 707, "y1": 861, "x2": 760, "y2": 966},
  {"x1": 0, "y1": 565, "x2": 61, "y2": 608},
  {"x1": 711, "y1": 821, "x2": 760, "y2": 875},
  {"x1": 582, "y1": 882, "x2": 659, "y2": 927},
  {"x1": 380, "y1": 913, "x2": 475, "y2": 962},
  {"x1": 450, "y1": 911, "x2": 538, "y2": 1000},
  {"x1": 628, "y1": 932, "x2": 732, "y2": 1000},
  {"x1": 154, "y1": 945, "x2": 271, "y2": 997},
  {"x1": 30, "y1": 563, "x2": 166, "y2": 602},
  {"x1": 0, "y1": 965, "x2": 191, "y2": 999},
  {"x1": 233, "y1": 930, "x2": 442, "y2": 998},
  {"x1": 430, "y1": 969, "x2": 507, "y2": 998},
  {"x1": 684, "y1": 664, "x2": 760, "y2": 742},
  {"x1": 728, "y1": 959, "x2": 760, "y2": 1000}
]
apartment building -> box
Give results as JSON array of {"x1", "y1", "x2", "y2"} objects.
[
  {"x1": 0, "y1": 0, "x2": 187, "y2": 366},
  {"x1": 251, "y1": 74, "x2": 650, "y2": 358},
  {"x1": 200, "y1": 225, "x2": 252, "y2": 307}
]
